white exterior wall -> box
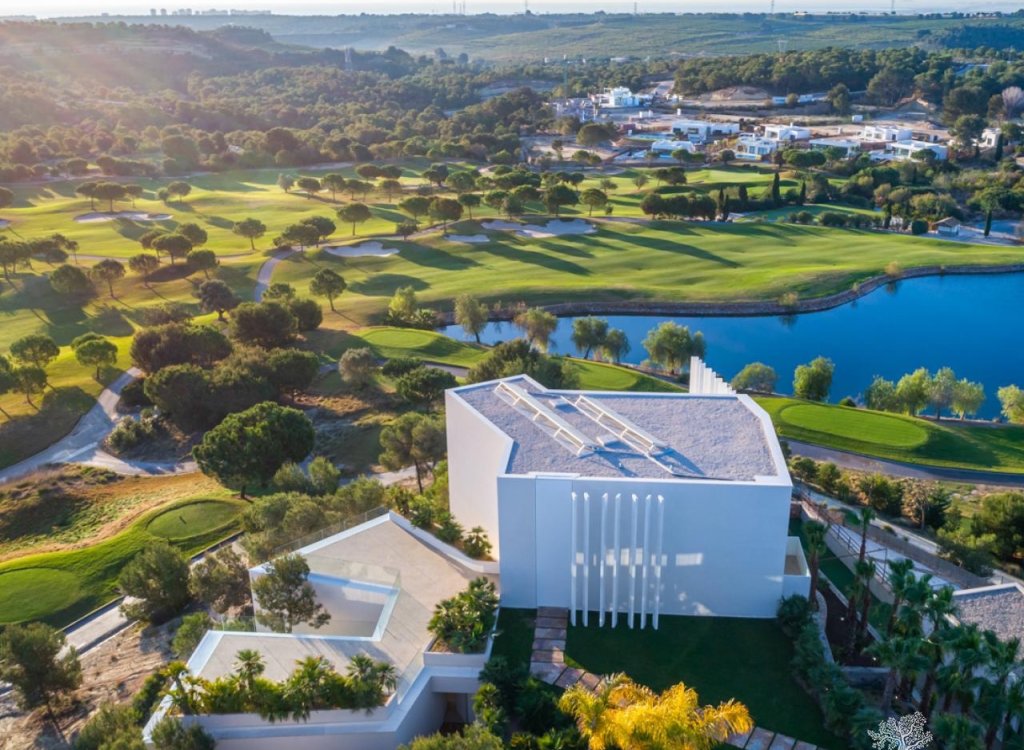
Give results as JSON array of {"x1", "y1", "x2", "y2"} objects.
[
  {"x1": 445, "y1": 390, "x2": 512, "y2": 557},
  {"x1": 493, "y1": 474, "x2": 792, "y2": 619}
]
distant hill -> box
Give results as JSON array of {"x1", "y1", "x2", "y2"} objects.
[{"x1": 45, "y1": 11, "x2": 1024, "y2": 61}]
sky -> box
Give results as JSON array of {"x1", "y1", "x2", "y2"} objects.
[{"x1": 4, "y1": 0, "x2": 1023, "y2": 17}]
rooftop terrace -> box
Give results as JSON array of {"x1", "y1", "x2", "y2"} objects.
[{"x1": 453, "y1": 376, "x2": 781, "y2": 482}]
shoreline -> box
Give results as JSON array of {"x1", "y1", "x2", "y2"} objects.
[{"x1": 434, "y1": 262, "x2": 1024, "y2": 324}]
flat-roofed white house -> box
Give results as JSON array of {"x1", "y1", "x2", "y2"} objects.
[
  {"x1": 145, "y1": 513, "x2": 499, "y2": 750},
  {"x1": 735, "y1": 134, "x2": 779, "y2": 161},
  {"x1": 873, "y1": 139, "x2": 948, "y2": 162},
  {"x1": 671, "y1": 119, "x2": 740, "y2": 141},
  {"x1": 860, "y1": 125, "x2": 912, "y2": 142},
  {"x1": 445, "y1": 360, "x2": 807, "y2": 626},
  {"x1": 763, "y1": 124, "x2": 812, "y2": 142}
]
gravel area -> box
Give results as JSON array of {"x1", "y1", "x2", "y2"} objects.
[{"x1": 954, "y1": 584, "x2": 1024, "y2": 654}]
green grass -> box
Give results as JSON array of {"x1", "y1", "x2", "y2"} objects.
[
  {"x1": 759, "y1": 397, "x2": 1024, "y2": 474},
  {"x1": 283, "y1": 219, "x2": 1024, "y2": 325},
  {"x1": 564, "y1": 616, "x2": 839, "y2": 747},
  {"x1": 146, "y1": 500, "x2": 243, "y2": 541},
  {"x1": 490, "y1": 608, "x2": 537, "y2": 670},
  {"x1": 0, "y1": 496, "x2": 244, "y2": 627}
]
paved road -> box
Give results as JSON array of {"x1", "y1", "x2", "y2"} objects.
[
  {"x1": 787, "y1": 439, "x2": 1024, "y2": 488},
  {"x1": 254, "y1": 248, "x2": 299, "y2": 300}
]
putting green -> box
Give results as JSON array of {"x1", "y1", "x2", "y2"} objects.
[
  {"x1": 146, "y1": 499, "x2": 241, "y2": 541},
  {"x1": 779, "y1": 403, "x2": 929, "y2": 448},
  {"x1": 0, "y1": 568, "x2": 81, "y2": 623}
]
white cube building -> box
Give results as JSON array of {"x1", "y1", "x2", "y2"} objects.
[{"x1": 446, "y1": 367, "x2": 806, "y2": 626}]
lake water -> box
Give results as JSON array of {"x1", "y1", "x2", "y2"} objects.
[{"x1": 440, "y1": 273, "x2": 1024, "y2": 418}]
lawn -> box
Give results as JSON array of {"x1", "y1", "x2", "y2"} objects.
[
  {"x1": 0, "y1": 495, "x2": 245, "y2": 627},
  {"x1": 490, "y1": 608, "x2": 537, "y2": 670},
  {"x1": 283, "y1": 219, "x2": 1024, "y2": 325},
  {"x1": 759, "y1": 397, "x2": 1024, "y2": 474},
  {"x1": 564, "y1": 616, "x2": 839, "y2": 747}
]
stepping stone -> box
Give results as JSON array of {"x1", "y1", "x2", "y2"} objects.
[
  {"x1": 578, "y1": 672, "x2": 603, "y2": 692},
  {"x1": 745, "y1": 728, "x2": 776, "y2": 750},
  {"x1": 538, "y1": 606, "x2": 568, "y2": 618},
  {"x1": 769, "y1": 735, "x2": 796, "y2": 750},
  {"x1": 554, "y1": 667, "x2": 586, "y2": 689},
  {"x1": 794, "y1": 742, "x2": 816, "y2": 750},
  {"x1": 534, "y1": 627, "x2": 566, "y2": 640},
  {"x1": 530, "y1": 662, "x2": 565, "y2": 684},
  {"x1": 727, "y1": 729, "x2": 754, "y2": 748},
  {"x1": 536, "y1": 617, "x2": 568, "y2": 629},
  {"x1": 531, "y1": 648, "x2": 564, "y2": 664},
  {"x1": 532, "y1": 638, "x2": 565, "y2": 651}
]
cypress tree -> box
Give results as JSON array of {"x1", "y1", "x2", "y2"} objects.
[
  {"x1": 798, "y1": 181, "x2": 807, "y2": 206},
  {"x1": 984, "y1": 208, "x2": 993, "y2": 237},
  {"x1": 771, "y1": 172, "x2": 781, "y2": 206}
]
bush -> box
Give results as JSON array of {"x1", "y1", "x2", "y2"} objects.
[
  {"x1": 777, "y1": 594, "x2": 813, "y2": 637},
  {"x1": 132, "y1": 666, "x2": 172, "y2": 724},
  {"x1": 172, "y1": 612, "x2": 213, "y2": 658},
  {"x1": 463, "y1": 526, "x2": 492, "y2": 559},
  {"x1": 120, "y1": 377, "x2": 152, "y2": 408},
  {"x1": 107, "y1": 415, "x2": 157, "y2": 452},
  {"x1": 381, "y1": 357, "x2": 423, "y2": 377},
  {"x1": 428, "y1": 577, "x2": 499, "y2": 653},
  {"x1": 74, "y1": 703, "x2": 141, "y2": 750},
  {"x1": 839, "y1": 396, "x2": 857, "y2": 407},
  {"x1": 910, "y1": 218, "x2": 929, "y2": 235},
  {"x1": 409, "y1": 497, "x2": 438, "y2": 529},
  {"x1": 273, "y1": 461, "x2": 313, "y2": 494},
  {"x1": 818, "y1": 211, "x2": 848, "y2": 227},
  {"x1": 435, "y1": 512, "x2": 464, "y2": 544}
]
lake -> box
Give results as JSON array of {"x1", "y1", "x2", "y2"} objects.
[{"x1": 439, "y1": 272, "x2": 1024, "y2": 418}]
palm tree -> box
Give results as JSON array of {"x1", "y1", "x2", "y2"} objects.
[
  {"x1": 234, "y1": 648, "x2": 266, "y2": 705},
  {"x1": 919, "y1": 625, "x2": 959, "y2": 718},
  {"x1": 932, "y1": 713, "x2": 984, "y2": 750},
  {"x1": 559, "y1": 673, "x2": 753, "y2": 750},
  {"x1": 854, "y1": 506, "x2": 876, "y2": 565},
  {"x1": 867, "y1": 635, "x2": 928, "y2": 714},
  {"x1": 164, "y1": 661, "x2": 201, "y2": 715},
  {"x1": 937, "y1": 626, "x2": 985, "y2": 714},
  {"x1": 283, "y1": 656, "x2": 335, "y2": 721},
  {"x1": 999, "y1": 678, "x2": 1024, "y2": 749},
  {"x1": 894, "y1": 574, "x2": 934, "y2": 638},
  {"x1": 977, "y1": 682, "x2": 1009, "y2": 750},
  {"x1": 848, "y1": 559, "x2": 876, "y2": 653},
  {"x1": 885, "y1": 558, "x2": 916, "y2": 637},
  {"x1": 804, "y1": 520, "x2": 829, "y2": 610}
]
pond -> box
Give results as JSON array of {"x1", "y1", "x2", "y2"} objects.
[{"x1": 439, "y1": 272, "x2": 1024, "y2": 418}]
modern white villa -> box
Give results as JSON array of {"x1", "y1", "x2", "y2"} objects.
[
  {"x1": 445, "y1": 360, "x2": 807, "y2": 625},
  {"x1": 145, "y1": 513, "x2": 499, "y2": 750},
  {"x1": 149, "y1": 359, "x2": 808, "y2": 748}
]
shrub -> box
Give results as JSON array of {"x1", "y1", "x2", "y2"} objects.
[
  {"x1": 429, "y1": 578, "x2": 499, "y2": 653},
  {"x1": 839, "y1": 396, "x2": 857, "y2": 407},
  {"x1": 119, "y1": 377, "x2": 152, "y2": 408},
  {"x1": 171, "y1": 612, "x2": 213, "y2": 658},
  {"x1": 463, "y1": 526, "x2": 492, "y2": 559},
  {"x1": 74, "y1": 703, "x2": 141, "y2": 750},
  {"x1": 273, "y1": 461, "x2": 313, "y2": 494},
  {"x1": 132, "y1": 666, "x2": 172, "y2": 723},
  {"x1": 108, "y1": 415, "x2": 157, "y2": 452},
  {"x1": 776, "y1": 594, "x2": 812, "y2": 637},
  {"x1": 409, "y1": 497, "x2": 438, "y2": 529},
  {"x1": 480, "y1": 656, "x2": 529, "y2": 711},
  {"x1": 818, "y1": 211, "x2": 848, "y2": 227},
  {"x1": 910, "y1": 218, "x2": 929, "y2": 235},
  {"x1": 381, "y1": 357, "x2": 423, "y2": 377},
  {"x1": 435, "y1": 512, "x2": 464, "y2": 544}
]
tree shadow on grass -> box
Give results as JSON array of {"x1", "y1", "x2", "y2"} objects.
[
  {"x1": 399, "y1": 244, "x2": 480, "y2": 270},
  {"x1": 605, "y1": 232, "x2": 742, "y2": 268},
  {"x1": 0, "y1": 387, "x2": 95, "y2": 469},
  {"x1": 480, "y1": 241, "x2": 590, "y2": 275},
  {"x1": 348, "y1": 274, "x2": 429, "y2": 297}
]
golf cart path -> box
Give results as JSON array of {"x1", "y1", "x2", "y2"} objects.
[
  {"x1": 0, "y1": 368, "x2": 197, "y2": 484},
  {"x1": 254, "y1": 247, "x2": 299, "y2": 300},
  {"x1": 787, "y1": 438, "x2": 1024, "y2": 488}
]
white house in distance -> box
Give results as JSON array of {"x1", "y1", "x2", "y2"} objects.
[
  {"x1": 734, "y1": 134, "x2": 779, "y2": 161},
  {"x1": 763, "y1": 123, "x2": 812, "y2": 143},
  {"x1": 860, "y1": 124, "x2": 913, "y2": 142},
  {"x1": 874, "y1": 139, "x2": 949, "y2": 162},
  {"x1": 591, "y1": 86, "x2": 651, "y2": 109},
  {"x1": 670, "y1": 118, "x2": 740, "y2": 143},
  {"x1": 445, "y1": 359, "x2": 807, "y2": 626}
]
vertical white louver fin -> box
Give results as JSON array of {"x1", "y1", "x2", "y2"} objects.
[{"x1": 689, "y1": 357, "x2": 735, "y2": 395}]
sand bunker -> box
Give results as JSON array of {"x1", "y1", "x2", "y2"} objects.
[
  {"x1": 482, "y1": 219, "x2": 595, "y2": 238},
  {"x1": 74, "y1": 211, "x2": 173, "y2": 223},
  {"x1": 447, "y1": 234, "x2": 490, "y2": 244},
  {"x1": 322, "y1": 241, "x2": 399, "y2": 258}
]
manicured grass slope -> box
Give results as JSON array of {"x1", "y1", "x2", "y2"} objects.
[
  {"x1": 759, "y1": 397, "x2": 1024, "y2": 474},
  {"x1": 0, "y1": 496, "x2": 244, "y2": 627},
  {"x1": 564, "y1": 616, "x2": 839, "y2": 747}
]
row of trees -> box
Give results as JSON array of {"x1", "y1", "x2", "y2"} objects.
[{"x1": 865, "y1": 367, "x2": 987, "y2": 420}]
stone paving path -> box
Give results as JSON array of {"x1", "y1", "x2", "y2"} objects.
[{"x1": 527, "y1": 608, "x2": 823, "y2": 750}]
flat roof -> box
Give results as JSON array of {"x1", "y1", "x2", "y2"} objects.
[
  {"x1": 953, "y1": 583, "x2": 1024, "y2": 655},
  {"x1": 190, "y1": 515, "x2": 486, "y2": 687},
  {"x1": 452, "y1": 376, "x2": 783, "y2": 482}
]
